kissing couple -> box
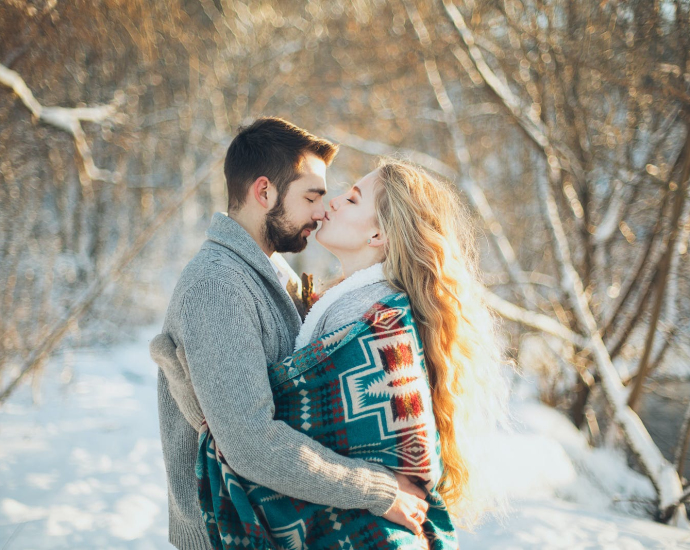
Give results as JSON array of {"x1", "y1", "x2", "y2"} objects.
[{"x1": 150, "y1": 117, "x2": 507, "y2": 549}]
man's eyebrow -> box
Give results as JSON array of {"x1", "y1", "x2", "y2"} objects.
[
  {"x1": 352, "y1": 185, "x2": 362, "y2": 197},
  {"x1": 306, "y1": 187, "x2": 327, "y2": 196}
]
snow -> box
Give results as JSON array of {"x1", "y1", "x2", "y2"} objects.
[
  {"x1": 457, "y1": 499, "x2": 689, "y2": 549},
  {"x1": 1, "y1": 327, "x2": 689, "y2": 549},
  {"x1": 0, "y1": 326, "x2": 170, "y2": 549}
]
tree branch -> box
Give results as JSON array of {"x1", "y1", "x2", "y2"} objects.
[
  {"x1": 0, "y1": 63, "x2": 122, "y2": 186},
  {"x1": 326, "y1": 127, "x2": 458, "y2": 180},
  {"x1": 675, "y1": 397, "x2": 690, "y2": 478},
  {"x1": 402, "y1": 1, "x2": 533, "y2": 303},
  {"x1": 327, "y1": 129, "x2": 588, "y2": 345},
  {"x1": 605, "y1": 142, "x2": 687, "y2": 359},
  {"x1": 403, "y1": 0, "x2": 589, "y2": 401},
  {"x1": 328, "y1": 122, "x2": 527, "y2": 296},
  {"x1": 604, "y1": 206, "x2": 668, "y2": 358},
  {"x1": 477, "y1": 286, "x2": 588, "y2": 348}
]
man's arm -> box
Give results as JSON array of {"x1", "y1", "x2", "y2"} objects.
[{"x1": 178, "y1": 278, "x2": 398, "y2": 516}]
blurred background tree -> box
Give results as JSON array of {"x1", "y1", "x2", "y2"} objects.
[{"x1": 1, "y1": 0, "x2": 689, "y2": 525}]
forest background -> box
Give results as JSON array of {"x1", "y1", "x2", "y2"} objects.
[{"x1": 1, "y1": 0, "x2": 689, "y2": 536}]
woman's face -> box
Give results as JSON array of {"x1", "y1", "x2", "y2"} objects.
[{"x1": 316, "y1": 169, "x2": 383, "y2": 255}]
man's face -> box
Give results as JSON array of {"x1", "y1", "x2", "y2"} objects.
[{"x1": 264, "y1": 153, "x2": 328, "y2": 253}]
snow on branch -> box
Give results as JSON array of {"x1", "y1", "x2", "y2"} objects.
[
  {"x1": 325, "y1": 127, "x2": 458, "y2": 181},
  {"x1": 477, "y1": 286, "x2": 589, "y2": 348},
  {"x1": 0, "y1": 62, "x2": 122, "y2": 186}
]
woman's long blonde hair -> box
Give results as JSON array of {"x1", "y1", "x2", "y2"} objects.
[{"x1": 375, "y1": 159, "x2": 510, "y2": 529}]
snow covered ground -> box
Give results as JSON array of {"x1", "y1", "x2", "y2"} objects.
[
  {"x1": 0, "y1": 327, "x2": 689, "y2": 549},
  {"x1": 0, "y1": 326, "x2": 169, "y2": 549}
]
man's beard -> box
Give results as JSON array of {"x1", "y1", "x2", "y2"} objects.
[{"x1": 263, "y1": 198, "x2": 317, "y2": 254}]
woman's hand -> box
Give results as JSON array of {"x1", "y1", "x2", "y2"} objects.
[{"x1": 382, "y1": 472, "x2": 430, "y2": 539}]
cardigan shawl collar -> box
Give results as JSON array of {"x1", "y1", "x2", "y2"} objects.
[{"x1": 205, "y1": 212, "x2": 302, "y2": 340}]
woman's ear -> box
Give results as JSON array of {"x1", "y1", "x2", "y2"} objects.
[{"x1": 369, "y1": 232, "x2": 387, "y2": 248}]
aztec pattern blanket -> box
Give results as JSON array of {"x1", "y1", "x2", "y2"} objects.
[{"x1": 196, "y1": 293, "x2": 459, "y2": 549}]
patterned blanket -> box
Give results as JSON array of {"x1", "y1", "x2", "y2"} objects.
[{"x1": 196, "y1": 293, "x2": 458, "y2": 549}]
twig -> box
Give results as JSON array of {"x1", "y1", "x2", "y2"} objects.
[
  {"x1": 674, "y1": 398, "x2": 690, "y2": 478},
  {"x1": 483, "y1": 270, "x2": 558, "y2": 289},
  {"x1": 325, "y1": 127, "x2": 458, "y2": 181},
  {"x1": 594, "y1": 106, "x2": 681, "y2": 245},
  {"x1": 628, "y1": 130, "x2": 690, "y2": 410},
  {"x1": 602, "y1": 200, "x2": 667, "y2": 346},
  {"x1": 603, "y1": 144, "x2": 685, "y2": 352}
]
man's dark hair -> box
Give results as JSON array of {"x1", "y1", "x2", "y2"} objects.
[{"x1": 224, "y1": 117, "x2": 338, "y2": 211}]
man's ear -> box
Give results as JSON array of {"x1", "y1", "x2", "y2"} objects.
[
  {"x1": 369, "y1": 232, "x2": 387, "y2": 248},
  {"x1": 251, "y1": 176, "x2": 272, "y2": 209}
]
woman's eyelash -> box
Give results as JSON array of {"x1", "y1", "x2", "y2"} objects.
[{"x1": 347, "y1": 199, "x2": 355, "y2": 204}]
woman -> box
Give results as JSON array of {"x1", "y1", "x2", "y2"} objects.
[{"x1": 155, "y1": 159, "x2": 509, "y2": 548}]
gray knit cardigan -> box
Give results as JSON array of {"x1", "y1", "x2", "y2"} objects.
[{"x1": 153, "y1": 213, "x2": 398, "y2": 550}]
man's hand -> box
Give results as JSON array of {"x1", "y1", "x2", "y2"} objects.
[
  {"x1": 150, "y1": 333, "x2": 204, "y2": 432},
  {"x1": 382, "y1": 472, "x2": 430, "y2": 539}
]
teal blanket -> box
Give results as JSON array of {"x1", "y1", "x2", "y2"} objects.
[{"x1": 196, "y1": 293, "x2": 458, "y2": 549}]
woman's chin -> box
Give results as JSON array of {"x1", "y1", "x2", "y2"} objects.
[
  {"x1": 315, "y1": 231, "x2": 335, "y2": 254},
  {"x1": 315, "y1": 229, "x2": 327, "y2": 247}
]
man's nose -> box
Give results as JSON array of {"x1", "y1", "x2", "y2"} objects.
[{"x1": 312, "y1": 200, "x2": 326, "y2": 220}]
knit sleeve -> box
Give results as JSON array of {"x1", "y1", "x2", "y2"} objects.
[{"x1": 178, "y1": 278, "x2": 399, "y2": 516}]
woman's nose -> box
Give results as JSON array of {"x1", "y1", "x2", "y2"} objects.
[{"x1": 329, "y1": 196, "x2": 338, "y2": 210}]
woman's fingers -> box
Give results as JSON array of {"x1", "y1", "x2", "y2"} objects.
[
  {"x1": 382, "y1": 489, "x2": 428, "y2": 537},
  {"x1": 403, "y1": 496, "x2": 426, "y2": 535},
  {"x1": 408, "y1": 515, "x2": 423, "y2": 536},
  {"x1": 382, "y1": 474, "x2": 428, "y2": 537}
]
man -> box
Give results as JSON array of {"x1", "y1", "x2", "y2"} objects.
[{"x1": 152, "y1": 118, "x2": 426, "y2": 549}]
